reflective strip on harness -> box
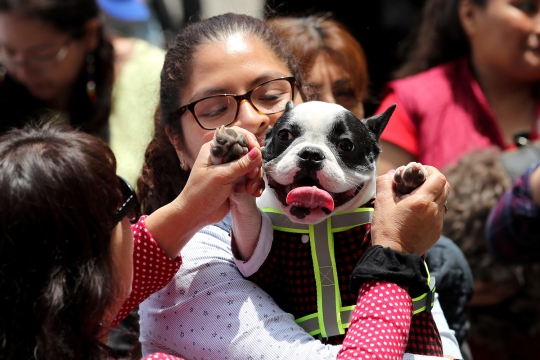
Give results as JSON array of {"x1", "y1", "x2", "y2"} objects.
[
  {"x1": 262, "y1": 207, "x2": 373, "y2": 338},
  {"x1": 412, "y1": 264, "x2": 436, "y2": 315}
]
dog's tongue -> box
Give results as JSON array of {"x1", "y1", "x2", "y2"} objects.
[{"x1": 286, "y1": 186, "x2": 334, "y2": 211}]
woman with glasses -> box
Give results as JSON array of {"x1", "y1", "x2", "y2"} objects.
[
  {"x1": 0, "y1": 0, "x2": 164, "y2": 186},
  {"x1": 137, "y1": 13, "x2": 451, "y2": 360},
  {"x1": 0, "y1": 120, "x2": 264, "y2": 360}
]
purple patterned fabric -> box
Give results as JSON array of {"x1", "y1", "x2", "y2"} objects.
[{"x1": 486, "y1": 162, "x2": 540, "y2": 264}]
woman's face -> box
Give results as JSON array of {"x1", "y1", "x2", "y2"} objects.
[
  {"x1": 464, "y1": 0, "x2": 540, "y2": 82},
  {"x1": 176, "y1": 34, "x2": 301, "y2": 167},
  {"x1": 307, "y1": 52, "x2": 364, "y2": 119},
  {"x1": 0, "y1": 13, "x2": 93, "y2": 102}
]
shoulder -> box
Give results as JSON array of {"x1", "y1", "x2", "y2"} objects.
[
  {"x1": 130, "y1": 38, "x2": 166, "y2": 63},
  {"x1": 388, "y1": 59, "x2": 463, "y2": 95},
  {"x1": 383, "y1": 58, "x2": 472, "y2": 119}
]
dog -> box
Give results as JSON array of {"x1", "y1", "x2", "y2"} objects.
[{"x1": 210, "y1": 101, "x2": 440, "y2": 353}]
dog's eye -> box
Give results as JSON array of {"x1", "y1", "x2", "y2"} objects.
[
  {"x1": 338, "y1": 139, "x2": 355, "y2": 152},
  {"x1": 277, "y1": 130, "x2": 293, "y2": 141}
]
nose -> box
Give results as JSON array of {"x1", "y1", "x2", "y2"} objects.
[
  {"x1": 230, "y1": 99, "x2": 270, "y2": 137},
  {"x1": 298, "y1": 146, "x2": 325, "y2": 164},
  {"x1": 9, "y1": 61, "x2": 39, "y2": 84}
]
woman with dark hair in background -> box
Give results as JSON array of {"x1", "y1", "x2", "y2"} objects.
[
  {"x1": 0, "y1": 0, "x2": 164, "y2": 186},
  {"x1": 375, "y1": 0, "x2": 540, "y2": 174},
  {"x1": 0, "y1": 120, "x2": 265, "y2": 360}
]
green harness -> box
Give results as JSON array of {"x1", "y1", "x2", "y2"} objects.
[{"x1": 261, "y1": 206, "x2": 436, "y2": 339}]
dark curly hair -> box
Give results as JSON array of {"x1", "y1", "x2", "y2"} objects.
[
  {"x1": 137, "y1": 12, "x2": 307, "y2": 214},
  {"x1": 0, "y1": 121, "x2": 123, "y2": 359}
]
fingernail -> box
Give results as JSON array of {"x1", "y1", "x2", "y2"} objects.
[
  {"x1": 248, "y1": 148, "x2": 258, "y2": 160},
  {"x1": 386, "y1": 169, "x2": 395, "y2": 174}
]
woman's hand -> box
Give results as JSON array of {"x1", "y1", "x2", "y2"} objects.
[
  {"x1": 145, "y1": 127, "x2": 264, "y2": 258},
  {"x1": 181, "y1": 126, "x2": 264, "y2": 224},
  {"x1": 371, "y1": 166, "x2": 450, "y2": 255}
]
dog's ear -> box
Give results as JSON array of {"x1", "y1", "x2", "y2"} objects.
[
  {"x1": 262, "y1": 101, "x2": 294, "y2": 160},
  {"x1": 285, "y1": 100, "x2": 294, "y2": 112},
  {"x1": 363, "y1": 104, "x2": 396, "y2": 140}
]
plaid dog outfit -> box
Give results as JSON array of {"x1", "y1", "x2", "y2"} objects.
[{"x1": 249, "y1": 200, "x2": 443, "y2": 356}]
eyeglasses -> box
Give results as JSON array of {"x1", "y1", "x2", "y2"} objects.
[
  {"x1": 0, "y1": 38, "x2": 71, "y2": 72},
  {"x1": 176, "y1": 76, "x2": 296, "y2": 130},
  {"x1": 113, "y1": 176, "x2": 141, "y2": 225}
]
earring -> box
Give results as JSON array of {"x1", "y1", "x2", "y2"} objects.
[
  {"x1": 86, "y1": 53, "x2": 97, "y2": 102},
  {"x1": 180, "y1": 159, "x2": 190, "y2": 171},
  {"x1": 180, "y1": 160, "x2": 190, "y2": 171}
]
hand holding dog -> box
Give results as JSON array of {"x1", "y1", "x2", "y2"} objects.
[
  {"x1": 145, "y1": 127, "x2": 264, "y2": 258},
  {"x1": 371, "y1": 166, "x2": 450, "y2": 255}
]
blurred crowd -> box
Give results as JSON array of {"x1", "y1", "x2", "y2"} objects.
[{"x1": 2, "y1": 1, "x2": 540, "y2": 360}]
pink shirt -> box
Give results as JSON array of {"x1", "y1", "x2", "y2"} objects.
[{"x1": 378, "y1": 57, "x2": 540, "y2": 171}]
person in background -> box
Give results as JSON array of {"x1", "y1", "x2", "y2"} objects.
[
  {"x1": 0, "y1": 120, "x2": 265, "y2": 360},
  {"x1": 137, "y1": 12, "x2": 453, "y2": 360},
  {"x1": 443, "y1": 146, "x2": 540, "y2": 360},
  {"x1": 267, "y1": 13, "x2": 368, "y2": 119},
  {"x1": 486, "y1": 159, "x2": 540, "y2": 263},
  {"x1": 267, "y1": 13, "x2": 469, "y2": 358},
  {"x1": 375, "y1": 0, "x2": 540, "y2": 175},
  {"x1": 0, "y1": 0, "x2": 164, "y2": 186},
  {"x1": 98, "y1": 0, "x2": 166, "y2": 48}
]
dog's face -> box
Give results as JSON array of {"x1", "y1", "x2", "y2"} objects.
[{"x1": 261, "y1": 101, "x2": 395, "y2": 224}]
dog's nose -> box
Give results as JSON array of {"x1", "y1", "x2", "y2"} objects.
[{"x1": 298, "y1": 146, "x2": 326, "y2": 163}]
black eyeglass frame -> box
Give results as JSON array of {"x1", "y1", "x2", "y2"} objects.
[
  {"x1": 113, "y1": 175, "x2": 141, "y2": 225},
  {"x1": 176, "y1": 76, "x2": 297, "y2": 130}
]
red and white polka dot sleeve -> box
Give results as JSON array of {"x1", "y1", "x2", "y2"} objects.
[
  {"x1": 113, "y1": 216, "x2": 182, "y2": 327},
  {"x1": 337, "y1": 280, "x2": 413, "y2": 360}
]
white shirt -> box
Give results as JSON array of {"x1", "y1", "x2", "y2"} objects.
[{"x1": 139, "y1": 215, "x2": 462, "y2": 360}]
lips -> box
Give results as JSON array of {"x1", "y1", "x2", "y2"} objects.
[{"x1": 267, "y1": 175, "x2": 364, "y2": 213}]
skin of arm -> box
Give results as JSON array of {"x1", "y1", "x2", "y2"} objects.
[{"x1": 377, "y1": 140, "x2": 416, "y2": 178}]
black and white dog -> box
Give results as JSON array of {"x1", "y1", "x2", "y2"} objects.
[
  {"x1": 210, "y1": 101, "x2": 437, "y2": 350},
  {"x1": 258, "y1": 101, "x2": 427, "y2": 223}
]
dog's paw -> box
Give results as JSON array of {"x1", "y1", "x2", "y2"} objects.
[
  {"x1": 392, "y1": 162, "x2": 429, "y2": 195},
  {"x1": 210, "y1": 125, "x2": 248, "y2": 165}
]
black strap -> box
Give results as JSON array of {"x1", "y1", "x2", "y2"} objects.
[{"x1": 350, "y1": 245, "x2": 430, "y2": 298}]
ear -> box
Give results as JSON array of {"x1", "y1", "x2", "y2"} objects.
[
  {"x1": 83, "y1": 18, "x2": 100, "y2": 52},
  {"x1": 165, "y1": 126, "x2": 191, "y2": 170},
  {"x1": 285, "y1": 100, "x2": 294, "y2": 112},
  {"x1": 363, "y1": 104, "x2": 396, "y2": 140},
  {"x1": 459, "y1": 0, "x2": 479, "y2": 37}
]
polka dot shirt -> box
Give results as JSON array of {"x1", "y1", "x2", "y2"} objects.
[
  {"x1": 141, "y1": 280, "x2": 412, "y2": 360},
  {"x1": 112, "y1": 216, "x2": 183, "y2": 327},
  {"x1": 338, "y1": 280, "x2": 413, "y2": 360}
]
